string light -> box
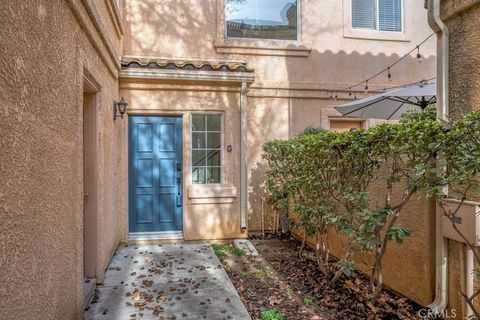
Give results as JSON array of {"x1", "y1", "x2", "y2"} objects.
[
  {"x1": 328, "y1": 32, "x2": 435, "y2": 99},
  {"x1": 416, "y1": 46, "x2": 423, "y2": 63}
]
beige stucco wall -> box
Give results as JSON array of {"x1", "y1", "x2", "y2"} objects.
[
  {"x1": 120, "y1": 0, "x2": 438, "y2": 306},
  {"x1": 441, "y1": 0, "x2": 480, "y2": 120},
  {"x1": 438, "y1": 1, "x2": 480, "y2": 318},
  {"x1": 0, "y1": 0, "x2": 124, "y2": 319},
  {"x1": 123, "y1": 0, "x2": 437, "y2": 231},
  {"x1": 0, "y1": 0, "x2": 440, "y2": 317},
  {"x1": 120, "y1": 80, "x2": 246, "y2": 240}
]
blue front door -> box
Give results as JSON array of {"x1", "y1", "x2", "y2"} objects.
[{"x1": 128, "y1": 116, "x2": 183, "y2": 233}]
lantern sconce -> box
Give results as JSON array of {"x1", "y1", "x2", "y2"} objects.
[{"x1": 113, "y1": 97, "x2": 128, "y2": 120}]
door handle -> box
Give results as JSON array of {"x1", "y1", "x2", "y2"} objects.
[{"x1": 176, "y1": 177, "x2": 182, "y2": 207}]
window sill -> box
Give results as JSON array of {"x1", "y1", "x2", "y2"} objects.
[
  {"x1": 214, "y1": 37, "x2": 312, "y2": 57},
  {"x1": 188, "y1": 185, "x2": 237, "y2": 204},
  {"x1": 343, "y1": 28, "x2": 410, "y2": 42}
]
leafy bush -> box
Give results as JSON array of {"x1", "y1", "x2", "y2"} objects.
[
  {"x1": 298, "y1": 126, "x2": 326, "y2": 136},
  {"x1": 262, "y1": 106, "x2": 479, "y2": 302}
]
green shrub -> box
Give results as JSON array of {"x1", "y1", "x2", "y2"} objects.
[
  {"x1": 261, "y1": 309, "x2": 284, "y2": 320},
  {"x1": 212, "y1": 244, "x2": 228, "y2": 261},
  {"x1": 262, "y1": 106, "x2": 449, "y2": 300},
  {"x1": 211, "y1": 243, "x2": 246, "y2": 261}
]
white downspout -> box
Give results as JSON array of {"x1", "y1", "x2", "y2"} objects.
[
  {"x1": 427, "y1": 0, "x2": 449, "y2": 315},
  {"x1": 240, "y1": 82, "x2": 248, "y2": 231},
  {"x1": 466, "y1": 247, "x2": 474, "y2": 317}
]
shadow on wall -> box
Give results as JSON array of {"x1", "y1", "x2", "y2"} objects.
[
  {"x1": 247, "y1": 47, "x2": 436, "y2": 231},
  {"x1": 122, "y1": 0, "x2": 436, "y2": 233},
  {"x1": 124, "y1": 0, "x2": 218, "y2": 58}
]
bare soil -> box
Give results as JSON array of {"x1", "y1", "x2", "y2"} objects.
[{"x1": 221, "y1": 234, "x2": 427, "y2": 320}]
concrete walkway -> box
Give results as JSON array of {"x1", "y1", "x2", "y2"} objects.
[{"x1": 85, "y1": 243, "x2": 251, "y2": 320}]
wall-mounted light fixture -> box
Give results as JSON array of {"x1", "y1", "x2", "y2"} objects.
[{"x1": 113, "y1": 97, "x2": 128, "y2": 120}]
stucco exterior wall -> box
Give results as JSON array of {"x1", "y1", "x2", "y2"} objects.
[
  {"x1": 123, "y1": 0, "x2": 437, "y2": 231},
  {"x1": 119, "y1": 0, "x2": 438, "y2": 306},
  {"x1": 0, "y1": 0, "x2": 124, "y2": 318},
  {"x1": 0, "y1": 0, "x2": 440, "y2": 317},
  {"x1": 441, "y1": 0, "x2": 480, "y2": 119},
  {"x1": 438, "y1": 1, "x2": 480, "y2": 318},
  {"x1": 120, "y1": 80, "x2": 245, "y2": 240}
]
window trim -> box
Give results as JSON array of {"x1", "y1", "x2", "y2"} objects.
[
  {"x1": 343, "y1": 0, "x2": 410, "y2": 42},
  {"x1": 190, "y1": 113, "x2": 224, "y2": 185},
  {"x1": 214, "y1": 0, "x2": 312, "y2": 57}
]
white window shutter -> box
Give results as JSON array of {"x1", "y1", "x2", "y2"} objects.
[
  {"x1": 352, "y1": 0, "x2": 376, "y2": 30},
  {"x1": 379, "y1": 0, "x2": 402, "y2": 31}
]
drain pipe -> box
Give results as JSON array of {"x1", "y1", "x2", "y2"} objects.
[
  {"x1": 427, "y1": 0, "x2": 449, "y2": 315},
  {"x1": 466, "y1": 247, "x2": 474, "y2": 317},
  {"x1": 240, "y1": 81, "x2": 248, "y2": 231}
]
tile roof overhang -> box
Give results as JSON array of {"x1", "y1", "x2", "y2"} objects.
[{"x1": 120, "y1": 56, "x2": 255, "y2": 83}]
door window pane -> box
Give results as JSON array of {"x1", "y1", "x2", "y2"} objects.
[
  {"x1": 191, "y1": 114, "x2": 223, "y2": 184},
  {"x1": 192, "y1": 150, "x2": 207, "y2": 167},
  {"x1": 192, "y1": 132, "x2": 206, "y2": 149},
  {"x1": 207, "y1": 132, "x2": 221, "y2": 149},
  {"x1": 192, "y1": 114, "x2": 205, "y2": 131},
  {"x1": 192, "y1": 167, "x2": 206, "y2": 184},
  {"x1": 207, "y1": 115, "x2": 222, "y2": 131},
  {"x1": 207, "y1": 150, "x2": 221, "y2": 166},
  {"x1": 207, "y1": 167, "x2": 221, "y2": 184},
  {"x1": 226, "y1": 0, "x2": 298, "y2": 40}
]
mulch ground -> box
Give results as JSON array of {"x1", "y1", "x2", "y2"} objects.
[{"x1": 221, "y1": 234, "x2": 428, "y2": 320}]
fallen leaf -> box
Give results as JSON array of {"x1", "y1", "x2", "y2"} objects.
[
  {"x1": 153, "y1": 305, "x2": 164, "y2": 316},
  {"x1": 142, "y1": 279, "x2": 154, "y2": 287}
]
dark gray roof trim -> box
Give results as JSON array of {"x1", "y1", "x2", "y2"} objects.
[{"x1": 121, "y1": 56, "x2": 254, "y2": 73}]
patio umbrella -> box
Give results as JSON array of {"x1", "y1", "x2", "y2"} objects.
[{"x1": 335, "y1": 80, "x2": 436, "y2": 120}]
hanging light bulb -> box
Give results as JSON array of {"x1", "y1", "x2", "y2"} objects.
[
  {"x1": 334, "y1": 92, "x2": 338, "y2": 101},
  {"x1": 329, "y1": 91, "x2": 333, "y2": 100},
  {"x1": 387, "y1": 67, "x2": 392, "y2": 81},
  {"x1": 348, "y1": 87, "x2": 352, "y2": 96},
  {"x1": 354, "y1": 92, "x2": 357, "y2": 100},
  {"x1": 364, "y1": 80, "x2": 369, "y2": 94},
  {"x1": 416, "y1": 46, "x2": 423, "y2": 63}
]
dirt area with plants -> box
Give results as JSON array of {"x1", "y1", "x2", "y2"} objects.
[{"x1": 216, "y1": 235, "x2": 426, "y2": 320}]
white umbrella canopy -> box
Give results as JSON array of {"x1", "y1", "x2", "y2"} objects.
[{"x1": 335, "y1": 81, "x2": 436, "y2": 120}]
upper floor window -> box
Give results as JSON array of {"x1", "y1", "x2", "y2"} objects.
[
  {"x1": 352, "y1": 0, "x2": 402, "y2": 32},
  {"x1": 225, "y1": 0, "x2": 298, "y2": 40}
]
